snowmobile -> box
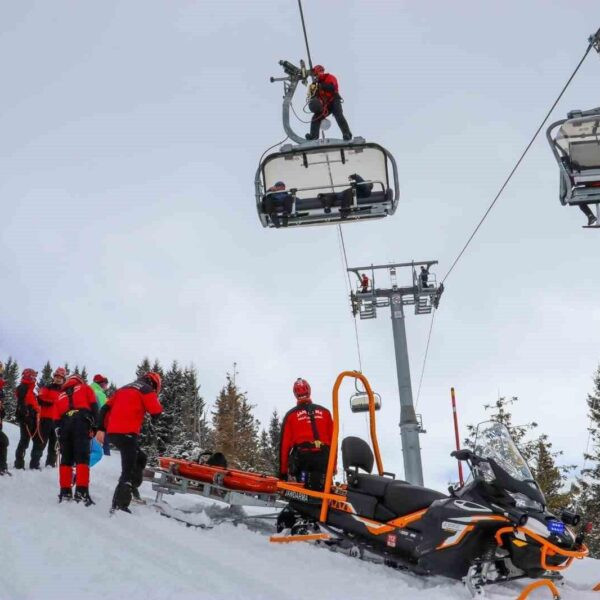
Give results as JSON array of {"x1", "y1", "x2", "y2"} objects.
[{"x1": 272, "y1": 371, "x2": 590, "y2": 598}]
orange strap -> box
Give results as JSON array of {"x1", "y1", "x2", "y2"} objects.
[{"x1": 516, "y1": 579, "x2": 560, "y2": 600}]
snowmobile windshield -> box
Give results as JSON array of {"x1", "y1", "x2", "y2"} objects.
[{"x1": 472, "y1": 421, "x2": 533, "y2": 483}]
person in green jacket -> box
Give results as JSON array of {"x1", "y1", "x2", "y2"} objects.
[{"x1": 91, "y1": 374, "x2": 110, "y2": 455}]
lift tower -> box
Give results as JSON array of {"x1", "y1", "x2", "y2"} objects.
[{"x1": 348, "y1": 261, "x2": 444, "y2": 486}]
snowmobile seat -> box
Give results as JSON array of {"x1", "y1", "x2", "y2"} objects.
[
  {"x1": 383, "y1": 483, "x2": 447, "y2": 516},
  {"x1": 342, "y1": 436, "x2": 402, "y2": 497}
]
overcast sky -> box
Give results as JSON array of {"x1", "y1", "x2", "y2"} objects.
[{"x1": 1, "y1": 0, "x2": 599, "y2": 489}]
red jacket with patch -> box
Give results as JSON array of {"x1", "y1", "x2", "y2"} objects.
[
  {"x1": 55, "y1": 378, "x2": 98, "y2": 422},
  {"x1": 279, "y1": 400, "x2": 333, "y2": 475},
  {"x1": 102, "y1": 380, "x2": 162, "y2": 435},
  {"x1": 37, "y1": 383, "x2": 62, "y2": 420},
  {"x1": 316, "y1": 73, "x2": 339, "y2": 106}
]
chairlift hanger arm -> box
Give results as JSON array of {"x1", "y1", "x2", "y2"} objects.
[
  {"x1": 590, "y1": 27, "x2": 600, "y2": 54},
  {"x1": 270, "y1": 60, "x2": 310, "y2": 145}
]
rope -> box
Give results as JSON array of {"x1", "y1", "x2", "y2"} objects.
[
  {"x1": 442, "y1": 42, "x2": 595, "y2": 285},
  {"x1": 297, "y1": 0, "x2": 313, "y2": 71},
  {"x1": 415, "y1": 309, "x2": 436, "y2": 408}
]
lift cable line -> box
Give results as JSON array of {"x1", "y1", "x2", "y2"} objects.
[
  {"x1": 414, "y1": 308, "x2": 436, "y2": 409},
  {"x1": 297, "y1": 0, "x2": 314, "y2": 72},
  {"x1": 442, "y1": 32, "x2": 599, "y2": 285}
]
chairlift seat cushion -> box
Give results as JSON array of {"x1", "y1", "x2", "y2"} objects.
[
  {"x1": 383, "y1": 483, "x2": 447, "y2": 517},
  {"x1": 569, "y1": 141, "x2": 600, "y2": 171}
]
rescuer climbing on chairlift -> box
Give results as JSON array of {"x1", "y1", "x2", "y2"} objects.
[
  {"x1": 305, "y1": 65, "x2": 352, "y2": 141},
  {"x1": 256, "y1": 59, "x2": 399, "y2": 228}
]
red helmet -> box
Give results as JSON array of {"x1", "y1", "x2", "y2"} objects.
[
  {"x1": 53, "y1": 367, "x2": 67, "y2": 379},
  {"x1": 313, "y1": 65, "x2": 325, "y2": 76},
  {"x1": 293, "y1": 378, "x2": 311, "y2": 402},
  {"x1": 65, "y1": 374, "x2": 84, "y2": 387},
  {"x1": 145, "y1": 371, "x2": 162, "y2": 393},
  {"x1": 93, "y1": 374, "x2": 108, "y2": 385},
  {"x1": 22, "y1": 368, "x2": 38, "y2": 381}
]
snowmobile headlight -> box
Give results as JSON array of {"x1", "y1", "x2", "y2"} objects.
[{"x1": 508, "y1": 491, "x2": 543, "y2": 512}]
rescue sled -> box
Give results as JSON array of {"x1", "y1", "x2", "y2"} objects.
[
  {"x1": 157, "y1": 457, "x2": 279, "y2": 495},
  {"x1": 271, "y1": 371, "x2": 590, "y2": 599}
]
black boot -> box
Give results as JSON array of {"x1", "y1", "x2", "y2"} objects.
[
  {"x1": 74, "y1": 486, "x2": 95, "y2": 506},
  {"x1": 131, "y1": 487, "x2": 146, "y2": 505},
  {"x1": 111, "y1": 481, "x2": 133, "y2": 513},
  {"x1": 14, "y1": 457, "x2": 25, "y2": 470},
  {"x1": 59, "y1": 487, "x2": 73, "y2": 502}
]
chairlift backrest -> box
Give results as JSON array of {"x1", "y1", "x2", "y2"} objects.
[{"x1": 350, "y1": 391, "x2": 382, "y2": 413}]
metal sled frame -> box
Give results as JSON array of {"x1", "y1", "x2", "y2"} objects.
[
  {"x1": 546, "y1": 108, "x2": 600, "y2": 223},
  {"x1": 145, "y1": 466, "x2": 285, "y2": 509}
]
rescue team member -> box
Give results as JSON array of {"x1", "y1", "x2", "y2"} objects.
[
  {"x1": 0, "y1": 363, "x2": 9, "y2": 475},
  {"x1": 279, "y1": 378, "x2": 333, "y2": 491},
  {"x1": 55, "y1": 374, "x2": 99, "y2": 505},
  {"x1": 306, "y1": 65, "x2": 352, "y2": 141},
  {"x1": 14, "y1": 368, "x2": 40, "y2": 470},
  {"x1": 90, "y1": 374, "x2": 111, "y2": 455},
  {"x1": 97, "y1": 372, "x2": 162, "y2": 512},
  {"x1": 34, "y1": 367, "x2": 67, "y2": 468}
]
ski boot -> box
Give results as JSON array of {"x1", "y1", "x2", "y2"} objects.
[
  {"x1": 276, "y1": 506, "x2": 297, "y2": 533},
  {"x1": 131, "y1": 487, "x2": 146, "y2": 505},
  {"x1": 588, "y1": 214, "x2": 598, "y2": 227},
  {"x1": 74, "y1": 486, "x2": 95, "y2": 506},
  {"x1": 14, "y1": 458, "x2": 25, "y2": 470},
  {"x1": 110, "y1": 482, "x2": 133, "y2": 514},
  {"x1": 0, "y1": 467, "x2": 12, "y2": 477},
  {"x1": 58, "y1": 487, "x2": 73, "y2": 503}
]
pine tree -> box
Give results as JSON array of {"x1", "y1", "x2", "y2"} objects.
[
  {"x1": 2, "y1": 357, "x2": 19, "y2": 422},
  {"x1": 256, "y1": 429, "x2": 271, "y2": 473},
  {"x1": 211, "y1": 372, "x2": 260, "y2": 470},
  {"x1": 63, "y1": 363, "x2": 70, "y2": 375},
  {"x1": 267, "y1": 410, "x2": 282, "y2": 475},
  {"x1": 578, "y1": 365, "x2": 600, "y2": 557},
  {"x1": 39, "y1": 361, "x2": 53, "y2": 388},
  {"x1": 80, "y1": 366, "x2": 88, "y2": 383},
  {"x1": 136, "y1": 358, "x2": 152, "y2": 379}
]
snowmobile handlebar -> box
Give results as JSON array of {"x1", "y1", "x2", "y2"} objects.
[{"x1": 451, "y1": 448, "x2": 484, "y2": 465}]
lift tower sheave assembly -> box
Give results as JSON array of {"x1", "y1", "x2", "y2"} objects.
[{"x1": 348, "y1": 261, "x2": 444, "y2": 487}]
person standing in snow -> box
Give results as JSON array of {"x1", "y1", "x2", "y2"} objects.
[
  {"x1": 97, "y1": 372, "x2": 162, "y2": 512},
  {"x1": 279, "y1": 378, "x2": 333, "y2": 491},
  {"x1": 33, "y1": 367, "x2": 66, "y2": 468},
  {"x1": 90, "y1": 374, "x2": 111, "y2": 456},
  {"x1": 14, "y1": 368, "x2": 40, "y2": 470},
  {"x1": 0, "y1": 362, "x2": 9, "y2": 475},
  {"x1": 55, "y1": 373, "x2": 99, "y2": 505}
]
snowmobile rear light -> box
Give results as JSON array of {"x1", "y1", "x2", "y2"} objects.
[{"x1": 547, "y1": 520, "x2": 565, "y2": 535}]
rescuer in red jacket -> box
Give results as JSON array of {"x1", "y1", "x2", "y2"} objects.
[
  {"x1": 279, "y1": 378, "x2": 333, "y2": 491},
  {"x1": 306, "y1": 65, "x2": 352, "y2": 141},
  {"x1": 31, "y1": 367, "x2": 66, "y2": 469},
  {"x1": 55, "y1": 374, "x2": 99, "y2": 505},
  {"x1": 97, "y1": 372, "x2": 163, "y2": 512},
  {"x1": 14, "y1": 368, "x2": 40, "y2": 470}
]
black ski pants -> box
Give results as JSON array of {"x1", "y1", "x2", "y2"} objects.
[
  {"x1": 30, "y1": 418, "x2": 57, "y2": 468},
  {"x1": 109, "y1": 433, "x2": 146, "y2": 488},
  {"x1": 0, "y1": 430, "x2": 8, "y2": 470},
  {"x1": 59, "y1": 413, "x2": 92, "y2": 467},
  {"x1": 14, "y1": 416, "x2": 36, "y2": 469},
  {"x1": 289, "y1": 445, "x2": 330, "y2": 491},
  {"x1": 310, "y1": 97, "x2": 351, "y2": 140}
]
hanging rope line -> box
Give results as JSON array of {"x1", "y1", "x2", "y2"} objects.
[
  {"x1": 297, "y1": 0, "x2": 314, "y2": 71},
  {"x1": 258, "y1": 136, "x2": 289, "y2": 167},
  {"x1": 415, "y1": 308, "x2": 436, "y2": 408},
  {"x1": 442, "y1": 41, "x2": 596, "y2": 285}
]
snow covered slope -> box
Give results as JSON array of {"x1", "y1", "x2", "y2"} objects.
[{"x1": 0, "y1": 423, "x2": 597, "y2": 600}]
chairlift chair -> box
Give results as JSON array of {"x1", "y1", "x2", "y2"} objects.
[
  {"x1": 546, "y1": 108, "x2": 600, "y2": 225},
  {"x1": 255, "y1": 140, "x2": 399, "y2": 228}
]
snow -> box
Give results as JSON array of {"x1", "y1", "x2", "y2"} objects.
[{"x1": 0, "y1": 423, "x2": 598, "y2": 600}]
